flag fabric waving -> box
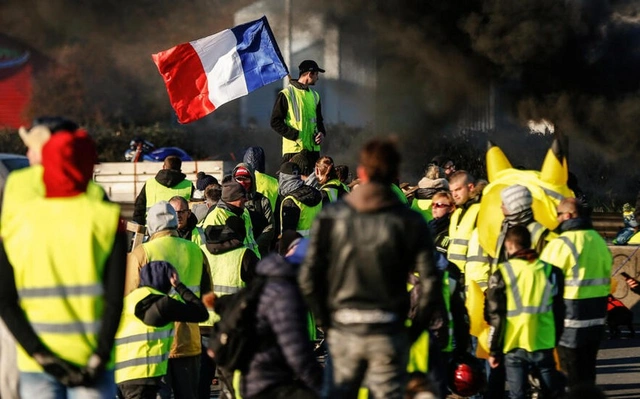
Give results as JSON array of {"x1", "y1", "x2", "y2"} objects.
[{"x1": 152, "y1": 16, "x2": 288, "y2": 124}]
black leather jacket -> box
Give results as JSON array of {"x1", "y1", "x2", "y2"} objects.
[{"x1": 299, "y1": 182, "x2": 442, "y2": 336}]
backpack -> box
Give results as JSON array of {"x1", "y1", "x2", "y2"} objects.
[{"x1": 208, "y1": 276, "x2": 268, "y2": 373}]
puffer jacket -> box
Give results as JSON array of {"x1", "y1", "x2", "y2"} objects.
[
  {"x1": 241, "y1": 254, "x2": 323, "y2": 398},
  {"x1": 299, "y1": 182, "x2": 442, "y2": 336}
]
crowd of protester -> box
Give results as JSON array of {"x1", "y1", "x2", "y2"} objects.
[{"x1": 0, "y1": 58, "x2": 637, "y2": 399}]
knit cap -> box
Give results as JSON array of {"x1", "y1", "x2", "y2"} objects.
[
  {"x1": 147, "y1": 201, "x2": 178, "y2": 235},
  {"x1": 279, "y1": 162, "x2": 300, "y2": 176},
  {"x1": 234, "y1": 166, "x2": 251, "y2": 178},
  {"x1": 196, "y1": 172, "x2": 218, "y2": 191},
  {"x1": 221, "y1": 181, "x2": 246, "y2": 202},
  {"x1": 139, "y1": 260, "x2": 177, "y2": 294},
  {"x1": 501, "y1": 185, "x2": 532, "y2": 215}
]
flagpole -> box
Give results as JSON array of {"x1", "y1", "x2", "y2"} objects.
[{"x1": 283, "y1": 0, "x2": 292, "y2": 88}]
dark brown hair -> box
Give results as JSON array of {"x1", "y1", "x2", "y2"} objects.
[
  {"x1": 315, "y1": 156, "x2": 337, "y2": 185},
  {"x1": 359, "y1": 137, "x2": 401, "y2": 185}
]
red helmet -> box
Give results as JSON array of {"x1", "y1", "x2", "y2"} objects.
[{"x1": 448, "y1": 352, "x2": 486, "y2": 397}]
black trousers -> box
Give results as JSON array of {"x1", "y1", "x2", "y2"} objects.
[
  {"x1": 118, "y1": 382, "x2": 160, "y2": 399},
  {"x1": 557, "y1": 343, "x2": 600, "y2": 388}
]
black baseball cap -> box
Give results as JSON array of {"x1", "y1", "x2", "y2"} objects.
[{"x1": 298, "y1": 60, "x2": 325, "y2": 74}]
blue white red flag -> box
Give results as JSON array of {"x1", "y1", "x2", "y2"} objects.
[{"x1": 152, "y1": 16, "x2": 288, "y2": 124}]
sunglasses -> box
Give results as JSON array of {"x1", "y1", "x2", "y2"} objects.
[{"x1": 433, "y1": 202, "x2": 452, "y2": 209}]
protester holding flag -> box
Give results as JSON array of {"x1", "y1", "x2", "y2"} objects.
[{"x1": 271, "y1": 60, "x2": 327, "y2": 167}]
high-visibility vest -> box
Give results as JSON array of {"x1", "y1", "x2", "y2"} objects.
[
  {"x1": 281, "y1": 85, "x2": 320, "y2": 155},
  {"x1": 4, "y1": 194, "x2": 120, "y2": 372},
  {"x1": 499, "y1": 259, "x2": 556, "y2": 353},
  {"x1": 448, "y1": 203, "x2": 480, "y2": 271},
  {"x1": 411, "y1": 198, "x2": 434, "y2": 223},
  {"x1": 255, "y1": 171, "x2": 279, "y2": 213},
  {"x1": 465, "y1": 229, "x2": 491, "y2": 292},
  {"x1": 142, "y1": 235, "x2": 204, "y2": 357},
  {"x1": 0, "y1": 165, "x2": 106, "y2": 236},
  {"x1": 321, "y1": 178, "x2": 348, "y2": 203},
  {"x1": 199, "y1": 246, "x2": 247, "y2": 327},
  {"x1": 114, "y1": 286, "x2": 174, "y2": 383},
  {"x1": 629, "y1": 231, "x2": 640, "y2": 244},
  {"x1": 201, "y1": 206, "x2": 260, "y2": 258},
  {"x1": 539, "y1": 230, "x2": 611, "y2": 334},
  {"x1": 142, "y1": 236, "x2": 204, "y2": 298},
  {"x1": 280, "y1": 195, "x2": 322, "y2": 237},
  {"x1": 145, "y1": 178, "x2": 192, "y2": 211}
]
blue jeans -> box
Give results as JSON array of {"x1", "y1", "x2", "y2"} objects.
[
  {"x1": 325, "y1": 328, "x2": 410, "y2": 399},
  {"x1": 20, "y1": 370, "x2": 115, "y2": 399},
  {"x1": 504, "y1": 349, "x2": 561, "y2": 399}
]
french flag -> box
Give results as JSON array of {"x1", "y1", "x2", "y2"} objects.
[{"x1": 152, "y1": 16, "x2": 288, "y2": 124}]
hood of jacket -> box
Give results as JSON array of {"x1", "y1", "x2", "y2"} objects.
[
  {"x1": 155, "y1": 168, "x2": 188, "y2": 188},
  {"x1": 279, "y1": 172, "x2": 304, "y2": 197},
  {"x1": 233, "y1": 162, "x2": 257, "y2": 196},
  {"x1": 242, "y1": 146, "x2": 265, "y2": 174},
  {"x1": 256, "y1": 253, "x2": 298, "y2": 278},
  {"x1": 345, "y1": 182, "x2": 402, "y2": 213}
]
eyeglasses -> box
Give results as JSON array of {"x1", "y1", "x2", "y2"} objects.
[{"x1": 433, "y1": 202, "x2": 452, "y2": 209}]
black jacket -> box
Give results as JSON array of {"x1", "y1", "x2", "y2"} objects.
[
  {"x1": 133, "y1": 169, "x2": 195, "y2": 225},
  {"x1": 485, "y1": 249, "x2": 565, "y2": 357},
  {"x1": 299, "y1": 182, "x2": 442, "y2": 336}
]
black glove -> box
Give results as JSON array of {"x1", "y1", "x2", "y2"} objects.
[
  {"x1": 33, "y1": 351, "x2": 85, "y2": 387},
  {"x1": 80, "y1": 354, "x2": 105, "y2": 386}
]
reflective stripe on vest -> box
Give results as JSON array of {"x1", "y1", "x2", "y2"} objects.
[
  {"x1": 200, "y1": 246, "x2": 247, "y2": 326},
  {"x1": 145, "y1": 178, "x2": 192, "y2": 212},
  {"x1": 282, "y1": 86, "x2": 320, "y2": 154},
  {"x1": 465, "y1": 229, "x2": 490, "y2": 292},
  {"x1": 448, "y1": 203, "x2": 480, "y2": 271},
  {"x1": 500, "y1": 259, "x2": 556, "y2": 352},
  {"x1": 114, "y1": 286, "x2": 174, "y2": 383},
  {"x1": 280, "y1": 195, "x2": 323, "y2": 238},
  {"x1": 4, "y1": 195, "x2": 120, "y2": 372},
  {"x1": 322, "y1": 179, "x2": 347, "y2": 203}
]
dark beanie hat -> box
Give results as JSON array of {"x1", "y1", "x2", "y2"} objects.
[
  {"x1": 196, "y1": 171, "x2": 219, "y2": 191},
  {"x1": 289, "y1": 152, "x2": 312, "y2": 175},
  {"x1": 279, "y1": 162, "x2": 300, "y2": 176},
  {"x1": 139, "y1": 260, "x2": 177, "y2": 294},
  {"x1": 221, "y1": 181, "x2": 246, "y2": 202}
]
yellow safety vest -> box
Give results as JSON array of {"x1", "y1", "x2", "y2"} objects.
[
  {"x1": 142, "y1": 235, "x2": 204, "y2": 357},
  {"x1": 448, "y1": 203, "x2": 480, "y2": 271},
  {"x1": 628, "y1": 231, "x2": 640, "y2": 244},
  {"x1": 199, "y1": 246, "x2": 247, "y2": 326},
  {"x1": 499, "y1": 259, "x2": 556, "y2": 353},
  {"x1": 465, "y1": 229, "x2": 491, "y2": 292},
  {"x1": 0, "y1": 165, "x2": 106, "y2": 236},
  {"x1": 321, "y1": 179, "x2": 348, "y2": 203},
  {"x1": 4, "y1": 194, "x2": 120, "y2": 372},
  {"x1": 539, "y1": 230, "x2": 611, "y2": 330},
  {"x1": 411, "y1": 198, "x2": 434, "y2": 223},
  {"x1": 145, "y1": 178, "x2": 192, "y2": 211},
  {"x1": 201, "y1": 206, "x2": 260, "y2": 259},
  {"x1": 114, "y1": 286, "x2": 174, "y2": 383},
  {"x1": 255, "y1": 171, "x2": 279, "y2": 213},
  {"x1": 280, "y1": 195, "x2": 322, "y2": 237},
  {"x1": 281, "y1": 85, "x2": 320, "y2": 155}
]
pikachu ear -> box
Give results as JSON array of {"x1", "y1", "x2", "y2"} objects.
[
  {"x1": 18, "y1": 125, "x2": 52, "y2": 152},
  {"x1": 540, "y1": 136, "x2": 569, "y2": 186},
  {"x1": 485, "y1": 141, "x2": 512, "y2": 183}
]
